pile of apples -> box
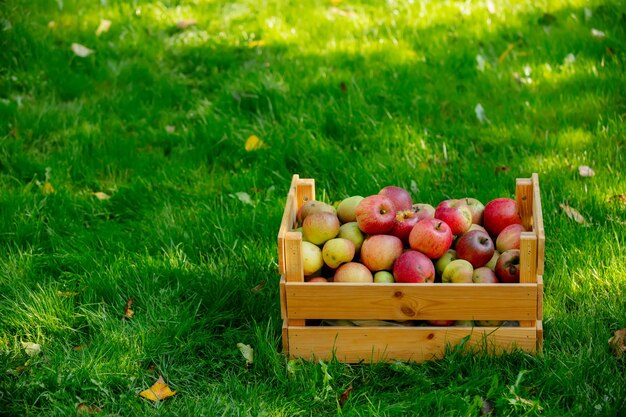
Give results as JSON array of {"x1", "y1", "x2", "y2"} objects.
[{"x1": 295, "y1": 185, "x2": 526, "y2": 287}]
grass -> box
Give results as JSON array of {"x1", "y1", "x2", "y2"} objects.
[{"x1": 0, "y1": 0, "x2": 625, "y2": 415}]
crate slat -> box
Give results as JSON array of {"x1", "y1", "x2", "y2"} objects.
[
  {"x1": 532, "y1": 173, "x2": 545, "y2": 275},
  {"x1": 286, "y1": 282, "x2": 537, "y2": 321},
  {"x1": 288, "y1": 326, "x2": 537, "y2": 363}
]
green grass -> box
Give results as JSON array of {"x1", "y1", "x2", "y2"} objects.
[{"x1": 1, "y1": 0, "x2": 625, "y2": 415}]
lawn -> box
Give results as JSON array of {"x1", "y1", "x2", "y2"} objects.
[{"x1": 1, "y1": 0, "x2": 625, "y2": 415}]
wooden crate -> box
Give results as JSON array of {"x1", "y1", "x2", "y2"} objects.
[{"x1": 277, "y1": 174, "x2": 545, "y2": 363}]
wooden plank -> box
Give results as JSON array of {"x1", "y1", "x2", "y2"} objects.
[
  {"x1": 277, "y1": 190, "x2": 296, "y2": 276},
  {"x1": 536, "y1": 320, "x2": 543, "y2": 354},
  {"x1": 280, "y1": 276, "x2": 287, "y2": 320},
  {"x1": 296, "y1": 178, "x2": 315, "y2": 212},
  {"x1": 519, "y1": 232, "x2": 537, "y2": 327},
  {"x1": 284, "y1": 232, "x2": 305, "y2": 326},
  {"x1": 288, "y1": 326, "x2": 537, "y2": 363},
  {"x1": 516, "y1": 178, "x2": 533, "y2": 230},
  {"x1": 532, "y1": 173, "x2": 545, "y2": 276},
  {"x1": 285, "y1": 282, "x2": 537, "y2": 321},
  {"x1": 537, "y1": 275, "x2": 543, "y2": 321},
  {"x1": 282, "y1": 320, "x2": 289, "y2": 355}
]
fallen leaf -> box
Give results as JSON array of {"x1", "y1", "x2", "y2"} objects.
[
  {"x1": 73, "y1": 345, "x2": 86, "y2": 352},
  {"x1": 95, "y1": 19, "x2": 111, "y2": 36},
  {"x1": 609, "y1": 328, "x2": 626, "y2": 357},
  {"x1": 591, "y1": 28, "x2": 606, "y2": 39},
  {"x1": 237, "y1": 343, "x2": 254, "y2": 366},
  {"x1": 498, "y1": 43, "x2": 515, "y2": 64},
  {"x1": 578, "y1": 165, "x2": 595, "y2": 177},
  {"x1": 495, "y1": 165, "x2": 511, "y2": 175},
  {"x1": 176, "y1": 19, "x2": 197, "y2": 29},
  {"x1": 42, "y1": 181, "x2": 55, "y2": 195},
  {"x1": 607, "y1": 194, "x2": 626, "y2": 205},
  {"x1": 48, "y1": 21, "x2": 56, "y2": 29},
  {"x1": 139, "y1": 376, "x2": 177, "y2": 401},
  {"x1": 475, "y1": 103, "x2": 490, "y2": 124},
  {"x1": 93, "y1": 192, "x2": 110, "y2": 200},
  {"x1": 57, "y1": 290, "x2": 79, "y2": 296},
  {"x1": 248, "y1": 40, "x2": 266, "y2": 48},
  {"x1": 77, "y1": 403, "x2": 102, "y2": 414},
  {"x1": 481, "y1": 397, "x2": 495, "y2": 415},
  {"x1": 165, "y1": 125, "x2": 176, "y2": 133},
  {"x1": 233, "y1": 192, "x2": 253, "y2": 205},
  {"x1": 339, "y1": 384, "x2": 353, "y2": 408},
  {"x1": 71, "y1": 43, "x2": 95, "y2": 58},
  {"x1": 250, "y1": 281, "x2": 266, "y2": 293},
  {"x1": 124, "y1": 297, "x2": 134, "y2": 319},
  {"x1": 560, "y1": 203, "x2": 588, "y2": 224},
  {"x1": 21, "y1": 342, "x2": 41, "y2": 356},
  {"x1": 245, "y1": 134, "x2": 267, "y2": 151},
  {"x1": 339, "y1": 81, "x2": 348, "y2": 92}
]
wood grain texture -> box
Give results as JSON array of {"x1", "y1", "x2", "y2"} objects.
[
  {"x1": 288, "y1": 326, "x2": 537, "y2": 363},
  {"x1": 532, "y1": 173, "x2": 545, "y2": 275},
  {"x1": 282, "y1": 320, "x2": 289, "y2": 355},
  {"x1": 285, "y1": 282, "x2": 537, "y2": 321},
  {"x1": 516, "y1": 178, "x2": 534, "y2": 230},
  {"x1": 277, "y1": 175, "x2": 300, "y2": 275},
  {"x1": 280, "y1": 277, "x2": 287, "y2": 320},
  {"x1": 537, "y1": 275, "x2": 543, "y2": 321},
  {"x1": 296, "y1": 178, "x2": 315, "y2": 211},
  {"x1": 536, "y1": 320, "x2": 544, "y2": 353}
]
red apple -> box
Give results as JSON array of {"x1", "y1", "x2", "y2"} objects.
[
  {"x1": 462, "y1": 197, "x2": 485, "y2": 225},
  {"x1": 302, "y1": 212, "x2": 340, "y2": 245},
  {"x1": 434, "y1": 199, "x2": 473, "y2": 236},
  {"x1": 455, "y1": 230, "x2": 495, "y2": 268},
  {"x1": 472, "y1": 267, "x2": 499, "y2": 283},
  {"x1": 298, "y1": 200, "x2": 336, "y2": 224},
  {"x1": 408, "y1": 218, "x2": 453, "y2": 259},
  {"x1": 412, "y1": 203, "x2": 436, "y2": 220},
  {"x1": 483, "y1": 198, "x2": 522, "y2": 237},
  {"x1": 379, "y1": 186, "x2": 412, "y2": 211},
  {"x1": 360, "y1": 234, "x2": 404, "y2": 272},
  {"x1": 496, "y1": 223, "x2": 526, "y2": 253},
  {"x1": 307, "y1": 277, "x2": 328, "y2": 283},
  {"x1": 393, "y1": 250, "x2": 435, "y2": 283},
  {"x1": 427, "y1": 320, "x2": 454, "y2": 326},
  {"x1": 389, "y1": 210, "x2": 419, "y2": 245},
  {"x1": 442, "y1": 259, "x2": 474, "y2": 283},
  {"x1": 337, "y1": 222, "x2": 365, "y2": 254},
  {"x1": 355, "y1": 195, "x2": 396, "y2": 234},
  {"x1": 334, "y1": 262, "x2": 373, "y2": 283},
  {"x1": 495, "y1": 249, "x2": 521, "y2": 283}
]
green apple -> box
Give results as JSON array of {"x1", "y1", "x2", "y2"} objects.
[
  {"x1": 442, "y1": 259, "x2": 474, "y2": 283},
  {"x1": 485, "y1": 250, "x2": 499, "y2": 271},
  {"x1": 302, "y1": 212, "x2": 340, "y2": 245},
  {"x1": 322, "y1": 238, "x2": 355, "y2": 269},
  {"x1": 435, "y1": 249, "x2": 457, "y2": 277},
  {"x1": 336, "y1": 196, "x2": 364, "y2": 223},
  {"x1": 302, "y1": 241, "x2": 323, "y2": 276},
  {"x1": 337, "y1": 222, "x2": 365, "y2": 253},
  {"x1": 374, "y1": 271, "x2": 395, "y2": 283},
  {"x1": 298, "y1": 200, "x2": 336, "y2": 224}
]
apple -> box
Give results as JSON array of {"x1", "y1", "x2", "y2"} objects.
[
  {"x1": 336, "y1": 196, "x2": 364, "y2": 223},
  {"x1": 307, "y1": 277, "x2": 328, "y2": 283},
  {"x1": 483, "y1": 198, "x2": 522, "y2": 237},
  {"x1": 472, "y1": 266, "x2": 499, "y2": 283},
  {"x1": 495, "y1": 249, "x2": 521, "y2": 283},
  {"x1": 434, "y1": 199, "x2": 473, "y2": 236},
  {"x1": 337, "y1": 222, "x2": 365, "y2": 253},
  {"x1": 322, "y1": 238, "x2": 355, "y2": 269},
  {"x1": 412, "y1": 203, "x2": 436, "y2": 220},
  {"x1": 379, "y1": 186, "x2": 412, "y2": 211},
  {"x1": 355, "y1": 195, "x2": 397, "y2": 234},
  {"x1": 485, "y1": 250, "x2": 499, "y2": 271},
  {"x1": 427, "y1": 320, "x2": 454, "y2": 326},
  {"x1": 302, "y1": 241, "x2": 324, "y2": 276},
  {"x1": 455, "y1": 230, "x2": 495, "y2": 268},
  {"x1": 298, "y1": 200, "x2": 336, "y2": 224},
  {"x1": 334, "y1": 262, "x2": 373, "y2": 283},
  {"x1": 462, "y1": 197, "x2": 485, "y2": 225},
  {"x1": 302, "y1": 212, "x2": 340, "y2": 245},
  {"x1": 435, "y1": 249, "x2": 457, "y2": 277},
  {"x1": 454, "y1": 320, "x2": 474, "y2": 326},
  {"x1": 408, "y1": 218, "x2": 453, "y2": 259},
  {"x1": 442, "y1": 259, "x2": 474, "y2": 283},
  {"x1": 496, "y1": 223, "x2": 526, "y2": 253},
  {"x1": 360, "y1": 234, "x2": 404, "y2": 271},
  {"x1": 390, "y1": 210, "x2": 419, "y2": 244},
  {"x1": 393, "y1": 250, "x2": 435, "y2": 283},
  {"x1": 374, "y1": 271, "x2": 395, "y2": 283},
  {"x1": 467, "y1": 224, "x2": 487, "y2": 234},
  {"x1": 476, "y1": 320, "x2": 503, "y2": 326}
]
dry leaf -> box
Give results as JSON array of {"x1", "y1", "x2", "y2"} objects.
[
  {"x1": 165, "y1": 125, "x2": 176, "y2": 133},
  {"x1": 124, "y1": 297, "x2": 134, "y2": 319},
  {"x1": 475, "y1": 103, "x2": 490, "y2": 124},
  {"x1": 176, "y1": 19, "x2": 197, "y2": 29},
  {"x1": 95, "y1": 19, "x2": 111, "y2": 36},
  {"x1": 248, "y1": 40, "x2": 266, "y2": 48},
  {"x1": 578, "y1": 165, "x2": 595, "y2": 177},
  {"x1": 236, "y1": 343, "x2": 254, "y2": 366},
  {"x1": 481, "y1": 397, "x2": 495, "y2": 415},
  {"x1": 21, "y1": 342, "x2": 41, "y2": 356},
  {"x1": 250, "y1": 281, "x2": 266, "y2": 293},
  {"x1": 339, "y1": 384, "x2": 353, "y2": 408},
  {"x1": 57, "y1": 290, "x2": 79, "y2": 296},
  {"x1": 244, "y1": 134, "x2": 267, "y2": 151},
  {"x1": 139, "y1": 376, "x2": 177, "y2": 401},
  {"x1": 495, "y1": 165, "x2": 511, "y2": 175},
  {"x1": 233, "y1": 192, "x2": 253, "y2": 205},
  {"x1": 71, "y1": 43, "x2": 95, "y2": 58},
  {"x1": 73, "y1": 345, "x2": 86, "y2": 352},
  {"x1": 93, "y1": 192, "x2": 110, "y2": 200},
  {"x1": 560, "y1": 203, "x2": 588, "y2": 224},
  {"x1": 609, "y1": 328, "x2": 626, "y2": 357},
  {"x1": 42, "y1": 181, "x2": 55, "y2": 195},
  {"x1": 607, "y1": 194, "x2": 626, "y2": 205},
  {"x1": 339, "y1": 81, "x2": 348, "y2": 92},
  {"x1": 498, "y1": 43, "x2": 515, "y2": 64},
  {"x1": 77, "y1": 403, "x2": 102, "y2": 414}
]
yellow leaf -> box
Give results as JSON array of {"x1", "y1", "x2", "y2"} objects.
[
  {"x1": 236, "y1": 343, "x2": 254, "y2": 366},
  {"x1": 559, "y1": 203, "x2": 588, "y2": 224},
  {"x1": 498, "y1": 43, "x2": 515, "y2": 64},
  {"x1": 245, "y1": 135, "x2": 268, "y2": 151},
  {"x1": 21, "y1": 342, "x2": 41, "y2": 356},
  {"x1": 77, "y1": 403, "x2": 102, "y2": 414},
  {"x1": 139, "y1": 376, "x2": 177, "y2": 402},
  {"x1": 71, "y1": 43, "x2": 95, "y2": 58},
  {"x1": 93, "y1": 192, "x2": 110, "y2": 200},
  {"x1": 248, "y1": 40, "x2": 266, "y2": 48},
  {"x1": 42, "y1": 181, "x2": 55, "y2": 195},
  {"x1": 609, "y1": 328, "x2": 626, "y2": 357},
  {"x1": 48, "y1": 21, "x2": 56, "y2": 29},
  {"x1": 95, "y1": 19, "x2": 111, "y2": 36},
  {"x1": 124, "y1": 297, "x2": 134, "y2": 319}
]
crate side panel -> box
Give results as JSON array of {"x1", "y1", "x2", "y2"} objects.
[
  {"x1": 288, "y1": 326, "x2": 537, "y2": 363},
  {"x1": 532, "y1": 173, "x2": 545, "y2": 275},
  {"x1": 286, "y1": 283, "x2": 537, "y2": 321},
  {"x1": 516, "y1": 178, "x2": 533, "y2": 230}
]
